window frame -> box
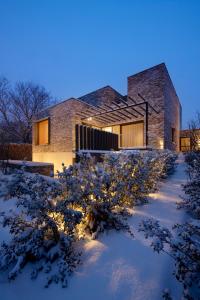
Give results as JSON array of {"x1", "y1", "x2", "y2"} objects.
[
  {"x1": 120, "y1": 121, "x2": 144, "y2": 148},
  {"x1": 35, "y1": 118, "x2": 50, "y2": 146},
  {"x1": 180, "y1": 137, "x2": 191, "y2": 152}
]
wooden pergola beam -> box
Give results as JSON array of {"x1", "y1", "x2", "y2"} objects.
[
  {"x1": 127, "y1": 96, "x2": 137, "y2": 104},
  {"x1": 128, "y1": 106, "x2": 144, "y2": 117},
  {"x1": 98, "y1": 104, "x2": 130, "y2": 121},
  {"x1": 81, "y1": 101, "x2": 148, "y2": 121}
]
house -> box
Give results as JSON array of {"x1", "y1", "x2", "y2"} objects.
[
  {"x1": 180, "y1": 129, "x2": 200, "y2": 152},
  {"x1": 32, "y1": 63, "x2": 182, "y2": 172}
]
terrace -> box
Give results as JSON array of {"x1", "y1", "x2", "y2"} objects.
[{"x1": 75, "y1": 93, "x2": 160, "y2": 152}]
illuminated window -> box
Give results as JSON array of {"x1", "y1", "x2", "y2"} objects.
[
  {"x1": 197, "y1": 138, "x2": 200, "y2": 149},
  {"x1": 159, "y1": 139, "x2": 164, "y2": 149},
  {"x1": 121, "y1": 122, "x2": 144, "y2": 148},
  {"x1": 37, "y1": 119, "x2": 49, "y2": 145},
  {"x1": 180, "y1": 137, "x2": 190, "y2": 152}
]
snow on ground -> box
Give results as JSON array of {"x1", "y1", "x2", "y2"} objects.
[{"x1": 0, "y1": 155, "x2": 186, "y2": 300}]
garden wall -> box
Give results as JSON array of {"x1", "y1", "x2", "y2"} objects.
[{"x1": 0, "y1": 144, "x2": 32, "y2": 161}]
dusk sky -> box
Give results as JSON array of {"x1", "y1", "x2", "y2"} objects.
[{"x1": 0, "y1": 0, "x2": 199, "y2": 128}]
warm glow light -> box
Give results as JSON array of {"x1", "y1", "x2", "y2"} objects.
[
  {"x1": 37, "y1": 119, "x2": 49, "y2": 145},
  {"x1": 102, "y1": 127, "x2": 113, "y2": 133},
  {"x1": 48, "y1": 212, "x2": 65, "y2": 231},
  {"x1": 87, "y1": 117, "x2": 92, "y2": 121},
  {"x1": 32, "y1": 151, "x2": 74, "y2": 173},
  {"x1": 159, "y1": 139, "x2": 164, "y2": 149}
]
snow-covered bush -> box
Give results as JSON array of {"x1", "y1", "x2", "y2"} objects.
[
  {"x1": 58, "y1": 150, "x2": 177, "y2": 238},
  {"x1": 0, "y1": 149, "x2": 177, "y2": 286},
  {"x1": 161, "y1": 150, "x2": 178, "y2": 177},
  {"x1": 0, "y1": 171, "x2": 82, "y2": 287},
  {"x1": 103, "y1": 150, "x2": 171, "y2": 204},
  {"x1": 58, "y1": 154, "x2": 134, "y2": 239},
  {"x1": 0, "y1": 171, "x2": 20, "y2": 199},
  {"x1": 184, "y1": 151, "x2": 200, "y2": 169},
  {"x1": 139, "y1": 218, "x2": 200, "y2": 300},
  {"x1": 162, "y1": 289, "x2": 173, "y2": 300},
  {"x1": 178, "y1": 151, "x2": 200, "y2": 218}
]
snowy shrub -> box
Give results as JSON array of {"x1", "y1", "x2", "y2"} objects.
[
  {"x1": 139, "y1": 218, "x2": 200, "y2": 300},
  {"x1": 103, "y1": 150, "x2": 167, "y2": 204},
  {"x1": 184, "y1": 151, "x2": 200, "y2": 169},
  {"x1": 0, "y1": 171, "x2": 82, "y2": 287},
  {"x1": 58, "y1": 150, "x2": 177, "y2": 238},
  {"x1": 0, "y1": 149, "x2": 177, "y2": 287},
  {"x1": 161, "y1": 151, "x2": 178, "y2": 177},
  {"x1": 178, "y1": 151, "x2": 200, "y2": 218},
  {"x1": 162, "y1": 289, "x2": 173, "y2": 300},
  {"x1": 0, "y1": 171, "x2": 20, "y2": 199},
  {"x1": 59, "y1": 154, "x2": 134, "y2": 239}
]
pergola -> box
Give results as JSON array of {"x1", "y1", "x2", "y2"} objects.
[{"x1": 76, "y1": 93, "x2": 160, "y2": 147}]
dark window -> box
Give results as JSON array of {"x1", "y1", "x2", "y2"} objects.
[{"x1": 171, "y1": 128, "x2": 175, "y2": 143}]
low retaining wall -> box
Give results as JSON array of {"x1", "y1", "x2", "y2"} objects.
[{"x1": 2, "y1": 160, "x2": 54, "y2": 176}]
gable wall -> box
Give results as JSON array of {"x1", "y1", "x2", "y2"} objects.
[{"x1": 127, "y1": 64, "x2": 165, "y2": 149}]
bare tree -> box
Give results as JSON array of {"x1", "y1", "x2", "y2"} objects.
[
  {"x1": 188, "y1": 111, "x2": 200, "y2": 151},
  {"x1": 0, "y1": 77, "x2": 52, "y2": 143}
]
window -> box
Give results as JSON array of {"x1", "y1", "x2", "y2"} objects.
[
  {"x1": 36, "y1": 119, "x2": 49, "y2": 145},
  {"x1": 121, "y1": 122, "x2": 144, "y2": 148},
  {"x1": 180, "y1": 137, "x2": 190, "y2": 152},
  {"x1": 171, "y1": 128, "x2": 175, "y2": 143}
]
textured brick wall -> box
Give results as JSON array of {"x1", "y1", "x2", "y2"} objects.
[
  {"x1": 128, "y1": 64, "x2": 165, "y2": 149},
  {"x1": 128, "y1": 63, "x2": 181, "y2": 151},
  {"x1": 163, "y1": 68, "x2": 181, "y2": 151},
  {"x1": 33, "y1": 98, "x2": 93, "y2": 154},
  {"x1": 32, "y1": 98, "x2": 103, "y2": 170},
  {"x1": 79, "y1": 85, "x2": 124, "y2": 106}
]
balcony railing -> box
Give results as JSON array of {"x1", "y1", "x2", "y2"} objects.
[{"x1": 75, "y1": 124, "x2": 118, "y2": 151}]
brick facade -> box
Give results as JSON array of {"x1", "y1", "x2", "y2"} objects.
[
  {"x1": 79, "y1": 85, "x2": 124, "y2": 106},
  {"x1": 32, "y1": 98, "x2": 102, "y2": 171},
  {"x1": 128, "y1": 63, "x2": 181, "y2": 151},
  {"x1": 32, "y1": 63, "x2": 182, "y2": 172}
]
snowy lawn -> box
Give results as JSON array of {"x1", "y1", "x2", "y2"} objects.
[{"x1": 0, "y1": 155, "x2": 186, "y2": 300}]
